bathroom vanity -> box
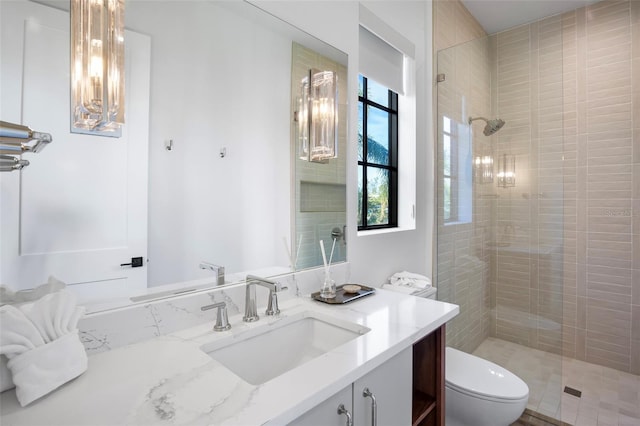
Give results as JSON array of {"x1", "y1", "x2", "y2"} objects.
[{"x1": 0, "y1": 290, "x2": 458, "y2": 425}]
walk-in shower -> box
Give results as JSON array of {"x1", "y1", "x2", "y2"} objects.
[
  {"x1": 436, "y1": 1, "x2": 640, "y2": 424},
  {"x1": 468, "y1": 116, "x2": 505, "y2": 136},
  {"x1": 436, "y1": 25, "x2": 566, "y2": 423}
]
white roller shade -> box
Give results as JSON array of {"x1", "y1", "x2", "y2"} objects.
[{"x1": 359, "y1": 25, "x2": 404, "y2": 95}]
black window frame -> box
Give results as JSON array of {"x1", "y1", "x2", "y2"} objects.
[{"x1": 358, "y1": 75, "x2": 399, "y2": 231}]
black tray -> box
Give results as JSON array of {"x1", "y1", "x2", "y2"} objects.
[{"x1": 311, "y1": 284, "x2": 375, "y2": 304}]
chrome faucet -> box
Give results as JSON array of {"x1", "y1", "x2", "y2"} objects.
[
  {"x1": 201, "y1": 301, "x2": 231, "y2": 331},
  {"x1": 199, "y1": 261, "x2": 225, "y2": 286},
  {"x1": 243, "y1": 275, "x2": 286, "y2": 322}
]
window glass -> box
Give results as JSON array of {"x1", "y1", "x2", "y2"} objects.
[
  {"x1": 443, "y1": 135, "x2": 451, "y2": 176},
  {"x1": 357, "y1": 165, "x2": 364, "y2": 227},
  {"x1": 444, "y1": 177, "x2": 451, "y2": 221},
  {"x1": 366, "y1": 78, "x2": 389, "y2": 108},
  {"x1": 366, "y1": 106, "x2": 389, "y2": 165},
  {"x1": 443, "y1": 116, "x2": 451, "y2": 134},
  {"x1": 358, "y1": 103, "x2": 364, "y2": 161},
  {"x1": 366, "y1": 167, "x2": 389, "y2": 226}
]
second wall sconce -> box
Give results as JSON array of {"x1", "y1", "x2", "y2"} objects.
[
  {"x1": 296, "y1": 69, "x2": 338, "y2": 163},
  {"x1": 473, "y1": 155, "x2": 493, "y2": 184},
  {"x1": 497, "y1": 154, "x2": 516, "y2": 188}
]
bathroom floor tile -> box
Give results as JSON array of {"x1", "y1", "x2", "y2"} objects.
[{"x1": 476, "y1": 337, "x2": 640, "y2": 426}]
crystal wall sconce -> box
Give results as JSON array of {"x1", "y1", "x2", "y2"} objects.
[
  {"x1": 71, "y1": 0, "x2": 125, "y2": 136},
  {"x1": 296, "y1": 69, "x2": 338, "y2": 163},
  {"x1": 473, "y1": 155, "x2": 493, "y2": 184},
  {"x1": 497, "y1": 154, "x2": 516, "y2": 188}
]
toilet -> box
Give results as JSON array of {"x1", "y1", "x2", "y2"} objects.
[
  {"x1": 445, "y1": 346, "x2": 529, "y2": 426},
  {"x1": 413, "y1": 289, "x2": 529, "y2": 425}
]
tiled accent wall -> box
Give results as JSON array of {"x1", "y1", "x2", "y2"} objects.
[
  {"x1": 491, "y1": 0, "x2": 638, "y2": 374},
  {"x1": 434, "y1": 0, "x2": 492, "y2": 353},
  {"x1": 433, "y1": 0, "x2": 486, "y2": 52},
  {"x1": 491, "y1": 15, "x2": 565, "y2": 356},
  {"x1": 291, "y1": 43, "x2": 348, "y2": 270},
  {"x1": 560, "y1": 0, "x2": 639, "y2": 374}
]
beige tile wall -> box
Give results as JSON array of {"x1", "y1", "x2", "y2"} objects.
[
  {"x1": 435, "y1": 0, "x2": 639, "y2": 374},
  {"x1": 569, "y1": 0, "x2": 638, "y2": 374},
  {"x1": 433, "y1": 0, "x2": 486, "y2": 52},
  {"x1": 491, "y1": 13, "x2": 565, "y2": 356}
]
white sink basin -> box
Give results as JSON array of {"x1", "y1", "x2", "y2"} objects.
[{"x1": 200, "y1": 311, "x2": 370, "y2": 385}]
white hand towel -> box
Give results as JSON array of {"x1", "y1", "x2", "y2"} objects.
[
  {"x1": 388, "y1": 271, "x2": 432, "y2": 289},
  {"x1": 390, "y1": 271, "x2": 430, "y2": 281},
  {"x1": 382, "y1": 284, "x2": 419, "y2": 295},
  {"x1": 0, "y1": 289, "x2": 86, "y2": 406}
]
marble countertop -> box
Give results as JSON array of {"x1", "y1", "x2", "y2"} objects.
[{"x1": 0, "y1": 290, "x2": 458, "y2": 425}]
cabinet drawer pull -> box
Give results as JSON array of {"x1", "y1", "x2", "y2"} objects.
[
  {"x1": 337, "y1": 404, "x2": 353, "y2": 426},
  {"x1": 362, "y1": 387, "x2": 378, "y2": 426}
]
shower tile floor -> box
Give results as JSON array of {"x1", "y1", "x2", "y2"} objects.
[{"x1": 473, "y1": 337, "x2": 640, "y2": 426}]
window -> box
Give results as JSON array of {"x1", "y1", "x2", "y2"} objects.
[
  {"x1": 358, "y1": 75, "x2": 398, "y2": 230},
  {"x1": 357, "y1": 8, "x2": 417, "y2": 234},
  {"x1": 442, "y1": 115, "x2": 472, "y2": 224},
  {"x1": 442, "y1": 116, "x2": 457, "y2": 222}
]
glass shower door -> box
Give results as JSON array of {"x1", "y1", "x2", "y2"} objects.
[{"x1": 435, "y1": 19, "x2": 565, "y2": 421}]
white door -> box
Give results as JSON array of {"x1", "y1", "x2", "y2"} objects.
[{"x1": 0, "y1": 0, "x2": 150, "y2": 303}]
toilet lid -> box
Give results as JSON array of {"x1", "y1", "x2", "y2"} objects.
[{"x1": 445, "y1": 347, "x2": 529, "y2": 401}]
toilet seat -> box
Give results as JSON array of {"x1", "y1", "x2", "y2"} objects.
[{"x1": 445, "y1": 347, "x2": 529, "y2": 402}]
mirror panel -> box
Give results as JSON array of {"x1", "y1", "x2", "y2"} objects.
[
  {"x1": 291, "y1": 43, "x2": 348, "y2": 270},
  {"x1": 0, "y1": 0, "x2": 347, "y2": 310}
]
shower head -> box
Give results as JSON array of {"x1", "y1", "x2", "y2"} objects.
[{"x1": 468, "y1": 116, "x2": 506, "y2": 136}]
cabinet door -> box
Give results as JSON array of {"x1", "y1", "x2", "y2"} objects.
[
  {"x1": 290, "y1": 385, "x2": 353, "y2": 426},
  {"x1": 353, "y1": 348, "x2": 412, "y2": 426}
]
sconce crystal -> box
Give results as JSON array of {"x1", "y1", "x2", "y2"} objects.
[
  {"x1": 297, "y1": 69, "x2": 338, "y2": 162},
  {"x1": 497, "y1": 154, "x2": 516, "y2": 188},
  {"x1": 71, "y1": 0, "x2": 125, "y2": 135},
  {"x1": 473, "y1": 155, "x2": 493, "y2": 184}
]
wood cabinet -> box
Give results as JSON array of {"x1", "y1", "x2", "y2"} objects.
[
  {"x1": 291, "y1": 347, "x2": 412, "y2": 425},
  {"x1": 412, "y1": 325, "x2": 445, "y2": 426}
]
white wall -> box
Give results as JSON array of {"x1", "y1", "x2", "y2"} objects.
[
  {"x1": 254, "y1": 1, "x2": 434, "y2": 286},
  {"x1": 126, "y1": 2, "x2": 293, "y2": 286}
]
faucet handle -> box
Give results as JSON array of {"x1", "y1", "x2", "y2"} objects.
[
  {"x1": 201, "y1": 301, "x2": 231, "y2": 331},
  {"x1": 265, "y1": 286, "x2": 288, "y2": 316}
]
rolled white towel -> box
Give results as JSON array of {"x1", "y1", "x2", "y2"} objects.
[
  {"x1": 8, "y1": 331, "x2": 87, "y2": 406},
  {"x1": 0, "y1": 289, "x2": 86, "y2": 406},
  {"x1": 0, "y1": 276, "x2": 66, "y2": 305},
  {"x1": 0, "y1": 355, "x2": 12, "y2": 392}
]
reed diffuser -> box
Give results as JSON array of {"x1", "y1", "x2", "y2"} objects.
[{"x1": 319, "y1": 238, "x2": 337, "y2": 299}]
